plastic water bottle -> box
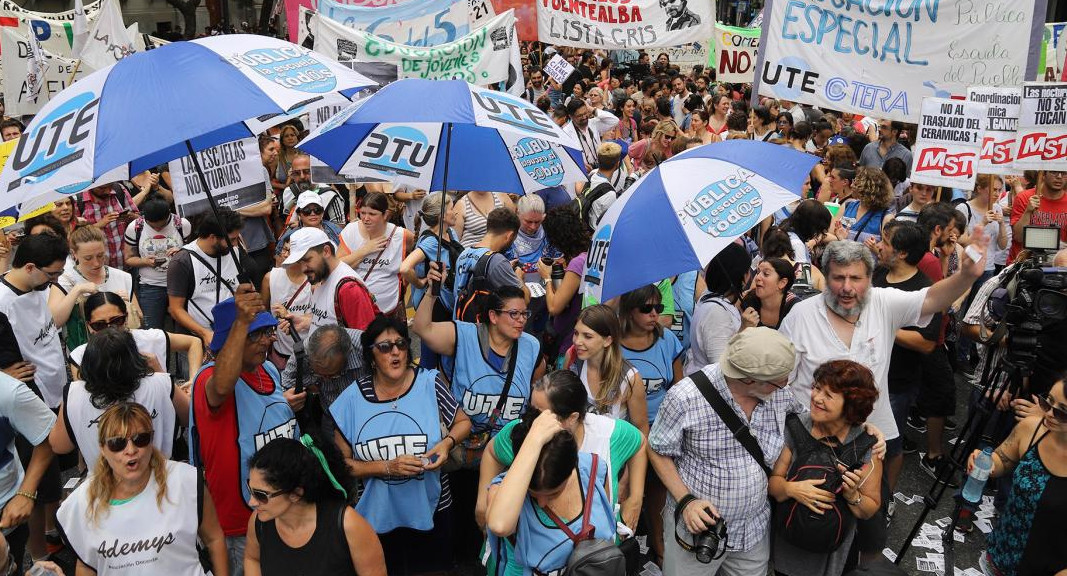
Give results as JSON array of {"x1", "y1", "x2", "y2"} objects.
[{"x1": 962, "y1": 447, "x2": 994, "y2": 502}]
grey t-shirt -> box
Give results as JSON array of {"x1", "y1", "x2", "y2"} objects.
[
  {"x1": 485, "y1": 253, "x2": 523, "y2": 290},
  {"x1": 859, "y1": 141, "x2": 913, "y2": 175}
]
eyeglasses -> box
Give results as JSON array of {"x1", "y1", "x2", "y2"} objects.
[
  {"x1": 1037, "y1": 394, "x2": 1067, "y2": 423},
  {"x1": 637, "y1": 303, "x2": 665, "y2": 314},
  {"x1": 39, "y1": 266, "x2": 64, "y2": 280},
  {"x1": 104, "y1": 431, "x2": 153, "y2": 453},
  {"x1": 89, "y1": 314, "x2": 127, "y2": 332},
  {"x1": 246, "y1": 480, "x2": 288, "y2": 504},
  {"x1": 248, "y1": 326, "x2": 277, "y2": 342},
  {"x1": 495, "y1": 309, "x2": 532, "y2": 321},
  {"x1": 298, "y1": 205, "x2": 324, "y2": 216},
  {"x1": 371, "y1": 338, "x2": 410, "y2": 354},
  {"x1": 290, "y1": 169, "x2": 311, "y2": 176}
]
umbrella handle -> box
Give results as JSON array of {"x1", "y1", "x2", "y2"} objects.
[
  {"x1": 431, "y1": 124, "x2": 454, "y2": 298},
  {"x1": 183, "y1": 140, "x2": 253, "y2": 287}
]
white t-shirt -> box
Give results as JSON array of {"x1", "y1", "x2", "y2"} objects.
[
  {"x1": 0, "y1": 373, "x2": 55, "y2": 508},
  {"x1": 579, "y1": 362, "x2": 638, "y2": 421},
  {"x1": 59, "y1": 266, "x2": 134, "y2": 301},
  {"x1": 123, "y1": 217, "x2": 192, "y2": 287},
  {"x1": 778, "y1": 287, "x2": 932, "y2": 440}
]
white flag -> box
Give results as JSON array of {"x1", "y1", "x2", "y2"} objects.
[
  {"x1": 79, "y1": 0, "x2": 137, "y2": 71},
  {"x1": 72, "y1": 0, "x2": 89, "y2": 56},
  {"x1": 25, "y1": 27, "x2": 49, "y2": 102}
]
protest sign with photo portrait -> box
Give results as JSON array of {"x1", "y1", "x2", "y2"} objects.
[{"x1": 536, "y1": 0, "x2": 713, "y2": 49}]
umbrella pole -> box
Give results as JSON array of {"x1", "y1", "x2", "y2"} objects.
[
  {"x1": 183, "y1": 139, "x2": 252, "y2": 286},
  {"x1": 431, "y1": 122, "x2": 453, "y2": 297}
]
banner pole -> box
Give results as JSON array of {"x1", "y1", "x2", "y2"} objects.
[{"x1": 68, "y1": 59, "x2": 82, "y2": 85}]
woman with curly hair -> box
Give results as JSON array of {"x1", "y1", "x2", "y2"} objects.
[
  {"x1": 833, "y1": 166, "x2": 895, "y2": 246},
  {"x1": 537, "y1": 204, "x2": 593, "y2": 366}
]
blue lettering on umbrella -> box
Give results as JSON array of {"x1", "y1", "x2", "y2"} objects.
[
  {"x1": 682, "y1": 174, "x2": 764, "y2": 238},
  {"x1": 359, "y1": 125, "x2": 436, "y2": 178},
  {"x1": 233, "y1": 47, "x2": 337, "y2": 94},
  {"x1": 584, "y1": 224, "x2": 612, "y2": 286},
  {"x1": 471, "y1": 91, "x2": 556, "y2": 137},
  {"x1": 513, "y1": 138, "x2": 564, "y2": 187},
  {"x1": 9, "y1": 91, "x2": 98, "y2": 191}
]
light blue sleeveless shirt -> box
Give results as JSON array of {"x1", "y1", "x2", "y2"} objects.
[
  {"x1": 622, "y1": 331, "x2": 682, "y2": 422},
  {"x1": 453, "y1": 321, "x2": 538, "y2": 436}
]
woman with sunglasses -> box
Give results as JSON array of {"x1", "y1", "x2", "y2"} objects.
[
  {"x1": 274, "y1": 192, "x2": 343, "y2": 260},
  {"x1": 51, "y1": 327, "x2": 189, "y2": 467},
  {"x1": 969, "y1": 380, "x2": 1067, "y2": 576},
  {"x1": 245, "y1": 436, "x2": 387, "y2": 576},
  {"x1": 330, "y1": 315, "x2": 471, "y2": 574},
  {"x1": 628, "y1": 121, "x2": 678, "y2": 170},
  {"x1": 338, "y1": 192, "x2": 414, "y2": 320},
  {"x1": 57, "y1": 402, "x2": 228, "y2": 576}
]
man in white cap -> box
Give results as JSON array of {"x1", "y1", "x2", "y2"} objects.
[
  {"x1": 284, "y1": 227, "x2": 378, "y2": 332},
  {"x1": 650, "y1": 327, "x2": 802, "y2": 576},
  {"x1": 274, "y1": 191, "x2": 344, "y2": 261}
]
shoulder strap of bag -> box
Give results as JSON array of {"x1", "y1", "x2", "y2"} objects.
[
  {"x1": 689, "y1": 369, "x2": 771, "y2": 476},
  {"x1": 484, "y1": 341, "x2": 519, "y2": 433},
  {"x1": 543, "y1": 453, "x2": 600, "y2": 543},
  {"x1": 849, "y1": 208, "x2": 879, "y2": 242},
  {"x1": 360, "y1": 225, "x2": 397, "y2": 282},
  {"x1": 187, "y1": 250, "x2": 237, "y2": 295},
  {"x1": 285, "y1": 279, "x2": 311, "y2": 309}
]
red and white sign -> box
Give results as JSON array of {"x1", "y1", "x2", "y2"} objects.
[
  {"x1": 1015, "y1": 82, "x2": 1067, "y2": 170},
  {"x1": 968, "y1": 86, "x2": 1022, "y2": 175},
  {"x1": 911, "y1": 97, "x2": 986, "y2": 189}
]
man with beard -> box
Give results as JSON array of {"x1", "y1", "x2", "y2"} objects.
[
  {"x1": 522, "y1": 70, "x2": 547, "y2": 104},
  {"x1": 859, "y1": 120, "x2": 913, "y2": 175},
  {"x1": 284, "y1": 227, "x2": 377, "y2": 332},
  {"x1": 281, "y1": 155, "x2": 347, "y2": 227},
  {"x1": 563, "y1": 99, "x2": 618, "y2": 173},
  {"x1": 661, "y1": 0, "x2": 701, "y2": 30},
  {"x1": 168, "y1": 207, "x2": 249, "y2": 345}
]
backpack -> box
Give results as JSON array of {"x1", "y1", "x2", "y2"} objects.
[
  {"x1": 419, "y1": 228, "x2": 464, "y2": 290},
  {"x1": 542, "y1": 454, "x2": 627, "y2": 576},
  {"x1": 571, "y1": 182, "x2": 617, "y2": 232},
  {"x1": 333, "y1": 276, "x2": 380, "y2": 329},
  {"x1": 454, "y1": 251, "x2": 496, "y2": 323},
  {"x1": 774, "y1": 413, "x2": 877, "y2": 553}
]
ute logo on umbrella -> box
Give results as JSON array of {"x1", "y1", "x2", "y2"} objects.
[
  {"x1": 9, "y1": 91, "x2": 99, "y2": 191},
  {"x1": 470, "y1": 89, "x2": 557, "y2": 137},
  {"x1": 681, "y1": 170, "x2": 764, "y2": 238},
  {"x1": 584, "y1": 224, "x2": 612, "y2": 288},
  {"x1": 231, "y1": 46, "x2": 338, "y2": 93},
  {"x1": 513, "y1": 138, "x2": 566, "y2": 187}
]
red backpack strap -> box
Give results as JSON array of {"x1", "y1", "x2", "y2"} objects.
[{"x1": 542, "y1": 454, "x2": 600, "y2": 544}]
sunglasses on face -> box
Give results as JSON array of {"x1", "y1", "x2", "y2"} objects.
[
  {"x1": 1037, "y1": 394, "x2": 1067, "y2": 423},
  {"x1": 638, "y1": 303, "x2": 665, "y2": 314},
  {"x1": 104, "y1": 431, "x2": 153, "y2": 453},
  {"x1": 299, "y1": 205, "x2": 324, "y2": 216},
  {"x1": 89, "y1": 314, "x2": 127, "y2": 332},
  {"x1": 246, "y1": 480, "x2": 288, "y2": 504},
  {"x1": 371, "y1": 338, "x2": 410, "y2": 354},
  {"x1": 496, "y1": 309, "x2": 532, "y2": 321}
]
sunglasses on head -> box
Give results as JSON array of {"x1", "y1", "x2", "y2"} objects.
[
  {"x1": 246, "y1": 480, "x2": 288, "y2": 504},
  {"x1": 638, "y1": 303, "x2": 665, "y2": 314},
  {"x1": 1037, "y1": 394, "x2": 1067, "y2": 423},
  {"x1": 104, "y1": 431, "x2": 153, "y2": 453},
  {"x1": 371, "y1": 338, "x2": 410, "y2": 354},
  {"x1": 299, "y1": 205, "x2": 324, "y2": 216},
  {"x1": 89, "y1": 314, "x2": 127, "y2": 332}
]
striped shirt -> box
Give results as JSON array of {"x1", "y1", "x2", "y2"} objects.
[{"x1": 459, "y1": 193, "x2": 504, "y2": 248}]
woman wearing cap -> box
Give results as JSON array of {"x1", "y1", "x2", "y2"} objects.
[
  {"x1": 245, "y1": 436, "x2": 387, "y2": 576},
  {"x1": 275, "y1": 192, "x2": 343, "y2": 257},
  {"x1": 338, "y1": 192, "x2": 414, "y2": 320},
  {"x1": 51, "y1": 327, "x2": 189, "y2": 472},
  {"x1": 57, "y1": 402, "x2": 229, "y2": 576}
]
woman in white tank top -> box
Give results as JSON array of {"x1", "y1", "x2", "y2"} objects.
[
  {"x1": 262, "y1": 240, "x2": 313, "y2": 369},
  {"x1": 336, "y1": 192, "x2": 414, "y2": 317},
  {"x1": 452, "y1": 191, "x2": 515, "y2": 248}
]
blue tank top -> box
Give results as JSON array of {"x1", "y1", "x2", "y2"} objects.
[
  {"x1": 622, "y1": 332, "x2": 682, "y2": 422},
  {"x1": 453, "y1": 322, "x2": 537, "y2": 436},
  {"x1": 413, "y1": 230, "x2": 459, "y2": 311},
  {"x1": 330, "y1": 367, "x2": 443, "y2": 533},
  {"x1": 839, "y1": 200, "x2": 888, "y2": 245}
]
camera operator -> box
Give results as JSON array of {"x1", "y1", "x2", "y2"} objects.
[{"x1": 649, "y1": 328, "x2": 802, "y2": 576}]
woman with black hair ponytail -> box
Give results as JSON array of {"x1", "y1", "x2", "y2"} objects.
[{"x1": 244, "y1": 435, "x2": 387, "y2": 576}]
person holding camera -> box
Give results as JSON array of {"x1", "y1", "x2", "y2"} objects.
[{"x1": 649, "y1": 328, "x2": 802, "y2": 575}]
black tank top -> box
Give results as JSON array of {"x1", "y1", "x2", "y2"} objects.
[{"x1": 256, "y1": 499, "x2": 357, "y2": 576}]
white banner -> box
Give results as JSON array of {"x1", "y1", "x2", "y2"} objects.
[
  {"x1": 1015, "y1": 82, "x2": 1067, "y2": 171},
  {"x1": 0, "y1": 0, "x2": 102, "y2": 21},
  {"x1": 910, "y1": 98, "x2": 986, "y2": 190},
  {"x1": 712, "y1": 23, "x2": 759, "y2": 83},
  {"x1": 78, "y1": 0, "x2": 136, "y2": 71},
  {"x1": 0, "y1": 27, "x2": 87, "y2": 116},
  {"x1": 756, "y1": 0, "x2": 1041, "y2": 123},
  {"x1": 968, "y1": 86, "x2": 1022, "y2": 176},
  {"x1": 313, "y1": 9, "x2": 517, "y2": 85},
  {"x1": 543, "y1": 53, "x2": 574, "y2": 85},
  {"x1": 170, "y1": 138, "x2": 269, "y2": 218},
  {"x1": 537, "y1": 0, "x2": 714, "y2": 49},
  {"x1": 306, "y1": 98, "x2": 360, "y2": 184},
  {"x1": 301, "y1": 0, "x2": 472, "y2": 47},
  {"x1": 662, "y1": 42, "x2": 708, "y2": 74},
  {"x1": 25, "y1": 26, "x2": 47, "y2": 102}
]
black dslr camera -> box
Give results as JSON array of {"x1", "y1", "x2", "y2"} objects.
[{"x1": 692, "y1": 517, "x2": 728, "y2": 564}]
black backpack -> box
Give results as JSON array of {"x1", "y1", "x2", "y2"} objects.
[
  {"x1": 454, "y1": 250, "x2": 496, "y2": 323},
  {"x1": 571, "y1": 182, "x2": 617, "y2": 232},
  {"x1": 775, "y1": 413, "x2": 877, "y2": 553},
  {"x1": 790, "y1": 262, "x2": 822, "y2": 301},
  {"x1": 419, "y1": 229, "x2": 464, "y2": 290}
]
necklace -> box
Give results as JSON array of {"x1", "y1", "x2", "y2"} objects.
[
  {"x1": 376, "y1": 372, "x2": 410, "y2": 409},
  {"x1": 826, "y1": 305, "x2": 860, "y2": 326}
]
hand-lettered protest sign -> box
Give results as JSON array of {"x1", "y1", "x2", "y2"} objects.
[
  {"x1": 301, "y1": 0, "x2": 472, "y2": 47},
  {"x1": 536, "y1": 0, "x2": 713, "y2": 49},
  {"x1": 711, "y1": 24, "x2": 759, "y2": 83},
  {"x1": 662, "y1": 42, "x2": 708, "y2": 74},
  {"x1": 1015, "y1": 82, "x2": 1067, "y2": 170},
  {"x1": 756, "y1": 0, "x2": 1042, "y2": 123},
  {"x1": 968, "y1": 87, "x2": 1022, "y2": 175},
  {"x1": 0, "y1": 27, "x2": 88, "y2": 116},
  {"x1": 543, "y1": 53, "x2": 575, "y2": 85},
  {"x1": 170, "y1": 138, "x2": 269, "y2": 219},
  {"x1": 313, "y1": 9, "x2": 517, "y2": 85},
  {"x1": 911, "y1": 98, "x2": 986, "y2": 189}
]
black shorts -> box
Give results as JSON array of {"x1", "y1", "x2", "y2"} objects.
[
  {"x1": 15, "y1": 433, "x2": 62, "y2": 504},
  {"x1": 917, "y1": 347, "x2": 955, "y2": 418},
  {"x1": 378, "y1": 504, "x2": 454, "y2": 573}
]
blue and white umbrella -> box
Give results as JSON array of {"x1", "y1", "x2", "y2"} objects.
[
  {"x1": 582, "y1": 141, "x2": 819, "y2": 303},
  {"x1": 298, "y1": 78, "x2": 587, "y2": 194},
  {"x1": 0, "y1": 34, "x2": 375, "y2": 214}
]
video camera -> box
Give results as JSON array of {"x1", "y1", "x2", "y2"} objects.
[{"x1": 989, "y1": 226, "x2": 1067, "y2": 329}]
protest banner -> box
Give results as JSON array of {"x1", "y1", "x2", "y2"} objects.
[
  {"x1": 710, "y1": 23, "x2": 758, "y2": 83},
  {"x1": 1014, "y1": 82, "x2": 1067, "y2": 171},
  {"x1": 0, "y1": 138, "x2": 55, "y2": 230},
  {"x1": 313, "y1": 9, "x2": 517, "y2": 85},
  {"x1": 170, "y1": 138, "x2": 269, "y2": 219},
  {"x1": 661, "y1": 42, "x2": 708, "y2": 74},
  {"x1": 0, "y1": 26, "x2": 87, "y2": 116},
  {"x1": 1037, "y1": 23, "x2": 1067, "y2": 81},
  {"x1": 968, "y1": 86, "x2": 1022, "y2": 175},
  {"x1": 300, "y1": 0, "x2": 471, "y2": 47},
  {"x1": 755, "y1": 0, "x2": 1044, "y2": 123},
  {"x1": 536, "y1": 0, "x2": 713, "y2": 49},
  {"x1": 306, "y1": 98, "x2": 361, "y2": 184},
  {"x1": 0, "y1": 0, "x2": 102, "y2": 22},
  {"x1": 78, "y1": 0, "x2": 136, "y2": 71},
  {"x1": 910, "y1": 97, "x2": 986, "y2": 189},
  {"x1": 284, "y1": 0, "x2": 401, "y2": 43},
  {"x1": 543, "y1": 53, "x2": 574, "y2": 84}
]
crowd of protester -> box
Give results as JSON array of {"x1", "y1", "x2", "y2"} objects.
[{"x1": 0, "y1": 41, "x2": 1062, "y2": 576}]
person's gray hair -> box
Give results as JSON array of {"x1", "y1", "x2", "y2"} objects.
[
  {"x1": 306, "y1": 324, "x2": 352, "y2": 366},
  {"x1": 516, "y1": 194, "x2": 545, "y2": 216},
  {"x1": 821, "y1": 239, "x2": 875, "y2": 277},
  {"x1": 418, "y1": 192, "x2": 453, "y2": 228}
]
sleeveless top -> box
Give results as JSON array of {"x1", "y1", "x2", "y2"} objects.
[
  {"x1": 255, "y1": 499, "x2": 357, "y2": 576},
  {"x1": 70, "y1": 328, "x2": 170, "y2": 370},
  {"x1": 64, "y1": 372, "x2": 176, "y2": 466},
  {"x1": 57, "y1": 461, "x2": 206, "y2": 576},
  {"x1": 838, "y1": 200, "x2": 888, "y2": 245},
  {"x1": 339, "y1": 223, "x2": 406, "y2": 314},
  {"x1": 573, "y1": 359, "x2": 637, "y2": 422},
  {"x1": 459, "y1": 194, "x2": 504, "y2": 248},
  {"x1": 622, "y1": 331, "x2": 683, "y2": 423},
  {"x1": 453, "y1": 322, "x2": 538, "y2": 436},
  {"x1": 988, "y1": 427, "x2": 1067, "y2": 576},
  {"x1": 267, "y1": 268, "x2": 312, "y2": 357},
  {"x1": 412, "y1": 229, "x2": 460, "y2": 311},
  {"x1": 181, "y1": 241, "x2": 240, "y2": 330},
  {"x1": 669, "y1": 270, "x2": 698, "y2": 353},
  {"x1": 0, "y1": 277, "x2": 65, "y2": 407},
  {"x1": 330, "y1": 367, "x2": 443, "y2": 533},
  {"x1": 309, "y1": 261, "x2": 360, "y2": 333}
]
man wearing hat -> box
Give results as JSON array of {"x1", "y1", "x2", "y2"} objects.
[
  {"x1": 280, "y1": 155, "x2": 347, "y2": 227},
  {"x1": 649, "y1": 327, "x2": 802, "y2": 576},
  {"x1": 188, "y1": 288, "x2": 300, "y2": 576},
  {"x1": 284, "y1": 227, "x2": 378, "y2": 332},
  {"x1": 274, "y1": 191, "x2": 344, "y2": 260}
]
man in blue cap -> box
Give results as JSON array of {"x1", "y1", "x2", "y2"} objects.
[{"x1": 188, "y1": 286, "x2": 301, "y2": 576}]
